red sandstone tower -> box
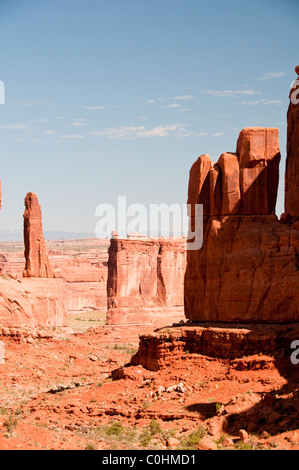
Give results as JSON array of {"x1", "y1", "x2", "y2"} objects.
[
  {"x1": 23, "y1": 192, "x2": 54, "y2": 278},
  {"x1": 285, "y1": 65, "x2": 299, "y2": 219}
]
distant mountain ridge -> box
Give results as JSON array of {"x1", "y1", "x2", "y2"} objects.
[{"x1": 0, "y1": 230, "x2": 97, "y2": 242}]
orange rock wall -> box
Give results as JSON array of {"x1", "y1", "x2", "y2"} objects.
[
  {"x1": 0, "y1": 277, "x2": 67, "y2": 327},
  {"x1": 107, "y1": 237, "x2": 186, "y2": 326}
]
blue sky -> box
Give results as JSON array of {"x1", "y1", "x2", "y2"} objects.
[{"x1": 0, "y1": 0, "x2": 298, "y2": 234}]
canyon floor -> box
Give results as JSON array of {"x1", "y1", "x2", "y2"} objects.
[{"x1": 0, "y1": 311, "x2": 299, "y2": 450}]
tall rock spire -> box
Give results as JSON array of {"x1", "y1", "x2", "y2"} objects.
[
  {"x1": 285, "y1": 65, "x2": 299, "y2": 219},
  {"x1": 23, "y1": 192, "x2": 53, "y2": 278}
]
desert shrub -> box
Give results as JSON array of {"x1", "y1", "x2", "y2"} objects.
[
  {"x1": 149, "y1": 419, "x2": 162, "y2": 436},
  {"x1": 235, "y1": 442, "x2": 253, "y2": 450},
  {"x1": 139, "y1": 429, "x2": 152, "y2": 447},
  {"x1": 4, "y1": 413, "x2": 19, "y2": 433},
  {"x1": 85, "y1": 443, "x2": 97, "y2": 450},
  {"x1": 180, "y1": 424, "x2": 206, "y2": 449},
  {"x1": 105, "y1": 421, "x2": 124, "y2": 436}
]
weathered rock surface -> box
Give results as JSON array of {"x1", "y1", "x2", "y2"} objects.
[
  {"x1": 185, "y1": 89, "x2": 299, "y2": 322},
  {"x1": 131, "y1": 322, "x2": 299, "y2": 371},
  {"x1": 185, "y1": 214, "x2": 299, "y2": 322},
  {"x1": 0, "y1": 238, "x2": 109, "y2": 315},
  {"x1": 0, "y1": 277, "x2": 67, "y2": 327},
  {"x1": 285, "y1": 66, "x2": 299, "y2": 219},
  {"x1": 23, "y1": 193, "x2": 53, "y2": 278},
  {"x1": 188, "y1": 127, "x2": 280, "y2": 218},
  {"x1": 53, "y1": 257, "x2": 107, "y2": 314},
  {"x1": 107, "y1": 237, "x2": 186, "y2": 326}
]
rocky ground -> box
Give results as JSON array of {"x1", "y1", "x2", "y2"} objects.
[{"x1": 0, "y1": 313, "x2": 299, "y2": 450}]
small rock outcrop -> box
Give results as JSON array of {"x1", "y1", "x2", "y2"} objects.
[{"x1": 23, "y1": 192, "x2": 54, "y2": 278}]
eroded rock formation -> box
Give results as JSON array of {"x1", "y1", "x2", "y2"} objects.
[
  {"x1": 185, "y1": 68, "x2": 299, "y2": 323},
  {"x1": 188, "y1": 127, "x2": 280, "y2": 219},
  {"x1": 53, "y1": 253, "x2": 108, "y2": 314},
  {"x1": 285, "y1": 65, "x2": 299, "y2": 219},
  {"x1": 131, "y1": 323, "x2": 299, "y2": 370},
  {"x1": 23, "y1": 192, "x2": 54, "y2": 278},
  {"x1": 0, "y1": 189, "x2": 66, "y2": 327},
  {"x1": 107, "y1": 236, "x2": 186, "y2": 326},
  {"x1": 0, "y1": 277, "x2": 66, "y2": 327},
  {"x1": 0, "y1": 239, "x2": 108, "y2": 315}
]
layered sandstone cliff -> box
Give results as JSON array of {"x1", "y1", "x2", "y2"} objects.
[
  {"x1": 0, "y1": 277, "x2": 66, "y2": 327},
  {"x1": 107, "y1": 236, "x2": 186, "y2": 326},
  {"x1": 52, "y1": 247, "x2": 108, "y2": 314},
  {"x1": 0, "y1": 239, "x2": 108, "y2": 315},
  {"x1": 185, "y1": 68, "x2": 299, "y2": 323}
]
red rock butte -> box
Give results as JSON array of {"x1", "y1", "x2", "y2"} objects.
[
  {"x1": 106, "y1": 235, "x2": 186, "y2": 326},
  {"x1": 184, "y1": 73, "x2": 299, "y2": 323}
]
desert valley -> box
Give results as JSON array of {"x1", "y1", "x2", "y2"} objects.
[{"x1": 0, "y1": 66, "x2": 298, "y2": 452}]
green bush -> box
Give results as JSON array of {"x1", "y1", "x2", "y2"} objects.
[
  {"x1": 180, "y1": 425, "x2": 206, "y2": 449},
  {"x1": 149, "y1": 420, "x2": 162, "y2": 436},
  {"x1": 140, "y1": 429, "x2": 152, "y2": 447},
  {"x1": 105, "y1": 421, "x2": 124, "y2": 436}
]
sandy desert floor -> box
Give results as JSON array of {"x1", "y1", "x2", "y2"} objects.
[{"x1": 0, "y1": 312, "x2": 299, "y2": 451}]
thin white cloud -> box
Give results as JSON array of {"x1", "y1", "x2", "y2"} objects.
[
  {"x1": 70, "y1": 119, "x2": 88, "y2": 127},
  {"x1": 172, "y1": 95, "x2": 194, "y2": 100},
  {"x1": 84, "y1": 105, "x2": 106, "y2": 110},
  {"x1": 84, "y1": 105, "x2": 115, "y2": 111},
  {"x1": 18, "y1": 100, "x2": 51, "y2": 107},
  {"x1": 60, "y1": 134, "x2": 85, "y2": 139},
  {"x1": 258, "y1": 72, "x2": 286, "y2": 80},
  {"x1": 207, "y1": 89, "x2": 262, "y2": 97},
  {"x1": 90, "y1": 124, "x2": 190, "y2": 140},
  {"x1": 44, "y1": 129, "x2": 57, "y2": 135},
  {"x1": 3, "y1": 123, "x2": 35, "y2": 131},
  {"x1": 147, "y1": 95, "x2": 194, "y2": 104},
  {"x1": 241, "y1": 99, "x2": 283, "y2": 106},
  {"x1": 180, "y1": 131, "x2": 207, "y2": 138},
  {"x1": 163, "y1": 103, "x2": 182, "y2": 109},
  {"x1": 212, "y1": 132, "x2": 224, "y2": 137}
]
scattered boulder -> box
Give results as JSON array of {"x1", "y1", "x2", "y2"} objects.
[
  {"x1": 238, "y1": 429, "x2": 249, "y2": 443},
  {"x1": 198, "y1": 437, "x2": 218, "y2": 450}
]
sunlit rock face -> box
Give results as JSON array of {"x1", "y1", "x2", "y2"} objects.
[
  {"x1": 106, "y1": 236, "x2": 186, "y2": 326},
  {"x1": 185, "y1": 78, "x2": 299, "y2": 323}
]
